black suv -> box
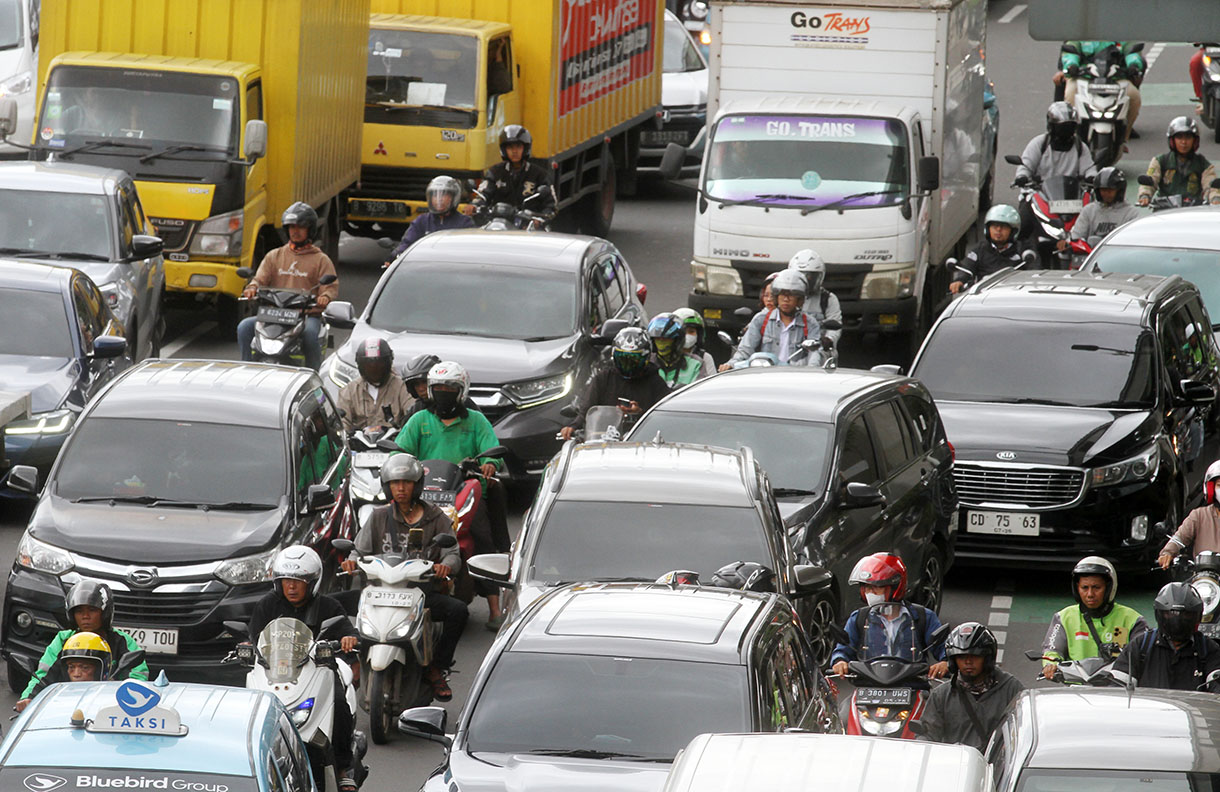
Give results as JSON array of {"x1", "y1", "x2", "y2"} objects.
[
  {"x1": 910, "y1": 270, "x2": 1220, "y2": 569},
  {"x1": 628, "y1": 367, "x2": 957, "y2": 659},
  {"x1": 3, "y1": 360, "x2": 349, "y2": 687}
]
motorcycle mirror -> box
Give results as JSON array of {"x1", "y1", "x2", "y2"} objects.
[
  {"x1": 733, "y1": 306, "x2": 756, "y2": 319},
  {"x1": 479, "y1": 445, "x2": 510, "y2": 459},
  {"x1": 376, "y1": 436, "x2": 400, "y2": 451},
  {"x1": 717, "y1": 330, "x2": 734, "y2": 347},
  {"x1": 1129, "y1": 42, "x2": 1145, "y2": 52},
  {"x1": 559, "y1": 404, "x2": 578, "y2": 419},
  {"x1": 799, "y1": 338, "x2": 819, "y2": 350},
  {"x1": 928, "y1": 622, "x2": 952, "y2": 646},
  {"x1": 598, "y1": 317, "x2": 630, "y2": 341},
  {"x1": 828, "y1": 622, "x2": 851, "y2": 646},
  {"x1": 1137, "y1": 174, "x2": 1155, "y2": 187},
  {"x1": 905, "y1": 720, "x2": 927, "y2": 736},
  {"x1": 332, "y1": 538, "x2": 356, "y2": 554},
  {"x1": 377, "y1": 237, "x2": 396, "y2": 249},
  {"x1": 236, "y1": 266, "x2": 255, "y2": 279},
  {"x1": 1024, "y1": 649, "x2": 1044, "y2": 661},
  {"x1": 318, "y1": 615, "x2": 347, "y2": 638},
  {"x1": 111, "y1": 649, "x2": 147, "y2": 680},
  {"x1": 432, "y1": 533, "x2": 457, "y2": 549},
  {"x1": 223, "y1": 620, "x2": 250, "y2": 640},
  {"x1": 318, "y1": 273, "x2": 338, "y2": 285},
  {"x1": 1004, "y1": 154, "x2": 1023, "y2": 166}
]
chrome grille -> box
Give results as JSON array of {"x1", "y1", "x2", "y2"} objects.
[{"x1": 953, "y1": 462, "x2": 1085, "y2": 509}]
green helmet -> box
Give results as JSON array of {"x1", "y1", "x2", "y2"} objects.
[
  {"x1": 673, "y1": 307, "x2": 705, "y2": 351},
  {"x1": 984, "y1": 204, "x2": 1020, "y2": 236}
]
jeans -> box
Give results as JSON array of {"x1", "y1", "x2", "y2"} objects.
[
  {"x1": 425, "y1": 591, "x2": 469, "y2": 669},
  {"x1": 237, "y1": 315, "x2": 323, "y2": 370}
]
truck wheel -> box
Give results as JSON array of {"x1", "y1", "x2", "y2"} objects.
[
  {"x1": 318, "y1": 199, "x2": 342, "y2": 263},
  {"x1": 579, "y1": 152, "x2": 616, "y2": 237}
]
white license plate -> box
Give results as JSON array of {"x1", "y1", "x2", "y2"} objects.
[
  {"x1": 363, "y1": 589, "x2": 418, "y2": 607},
  {"x1": 352, "y1": 451, "x2": 391, "y2": 468},
  {"x1": 966, "y1": 511, "x2": 1040, "y2": 536},
  {"x1": 1049, "y1": 199, "x2": 1083, "y2": 214},
  {"x1": 116, "y1": 625, "x2": 179, "y2": 655}
]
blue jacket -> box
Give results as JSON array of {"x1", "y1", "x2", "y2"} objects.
[
  {"x1": 728, "y1": 308, "x2": 822, "y2": 366},
  {"x1": 391, "y1": 211, "x2": 475, "y2": 257},
  {"x1": 830, "y1": 603, "x2": 947, "y2": 665}
]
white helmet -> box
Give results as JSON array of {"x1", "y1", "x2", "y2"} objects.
[
  {"x1": 427, "y1": 360, "x2": 470, "y2": 403},
  {"x1": 271, "y1": 546, "x2": 323, "y2": 598},
  {"x1": 788, "y1": 249, "x2": 826, "y2": 292},
  {"x1": 771, "y1": 269, "x2": 808, "y2": 298}
]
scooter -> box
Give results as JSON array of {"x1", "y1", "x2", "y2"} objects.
[
  {"x1": 1135, "y1": 174, "x2": 1220, "y2": 212},
  {"x1": 1023, "y1": 649, "x2": 1115, "y2": 686},
  {"x1": 1005, "y1": 156, "x2": 1090, "y2": 268},
  {"x1": 1164, "y1": 551, "x2": 1220, "y2": 639},
  {"x1": 719, "y1": 318, "x2": 843, "y2": 370},
  {"x1": 1198, "y1": 44, "x2": 1220, "y2": 143},
  {"x1": 1062, "y1": 42, "x2": 1141, "y2": 167},
  {"x1": 557, "y1": 404, "x2": 635, "y2": 442},
  {"x1": 469, "y1": 183, "x2": 552, "y2": 231},
  {"x1": 226, "y1": 616, "x2": 368, "y2": 791},
  {"x1": 346, "y1": 426, "x2": 401, "y2": 529},
  {"x1": 235, "y1": 267, "x2": 337, "y2": 368}
]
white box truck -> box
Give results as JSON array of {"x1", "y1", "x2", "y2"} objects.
[{"x1": 669, "y1": 0, "x2": 991, "y2": 355}]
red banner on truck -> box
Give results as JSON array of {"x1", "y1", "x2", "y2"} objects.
[{"x1": 559, "y1": 0, "x2": 655, "y2": 116}]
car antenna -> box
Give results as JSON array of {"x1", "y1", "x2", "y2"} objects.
[
  {"x1": 154, "y1": 670, "x2": 170, "y2": 688},
  {"x1": 651, "y1": 431, "x2": 664, "y2": 445}
]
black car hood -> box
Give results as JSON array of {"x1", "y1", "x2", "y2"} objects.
[
  {"x1": 30, "y1": 495, "x2": 285, "y2": 564},
  {"x1": 937, "y1": 401, "x2": 1157, "y2": 466},
  {"x1": 448, "y1": 749, "x2": 671, "y2": 792},
  {"x1": 0, "y1": 354, "x2": 76, "y2": 413}
]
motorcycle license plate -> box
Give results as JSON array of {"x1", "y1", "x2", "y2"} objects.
[
  {"x1": 352, "y1": 451, "x2": 391, "y2": 468},
  {"x1": 421, "y1": 490, "x2": 455, "y2": 505},
  {"x1": 1049, "y1": 199, "x2": 1083, "y2": 214},
  {"x1": 115, "y1": 625, "x2": 179, "y2": 655},
  {"x1": 966, "y1": 510, "x2": 1040, "y2": 536},
  {"x1": 856, "y1": 687, "x2": 912, "y2": 706},
  {"x1": 363, "y1": 589, "x2": 418, "y2": 607},
  {"x1": 257, "y1": 306, "x2": 301, "y2": 323}
]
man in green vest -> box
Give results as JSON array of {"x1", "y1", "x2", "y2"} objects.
[
  {"x1": 1041, "y1": 556, "x2": 1148, "y2": 679},
  {"x1": 1138, "y1": 117, "x2": 1220, "y2": 207}
]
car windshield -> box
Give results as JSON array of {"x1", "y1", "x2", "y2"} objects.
[
  {"x1": 0, "y1": 0, "x2": 21, "y2": 50},
  {"x1": 466, "y1": 651, "x2": 749, "y2": 760},
  {"x1": 913, "y1": 318, "x2": 1157, "y2": 408},
  {"x1": 55, "y1": 418, "x2": 285, "y2": 505},
  {"x1": 632, "y1": 412, "x2": 832, "y2": 494},
  {"x1": 0, "y1": 289, "x2": 73, "y2": 358},
  {"x1": 1092, "y1": 246, "x2": 1220, "y2": 315},
  {"x1": 0, "y1": 190, "x2": 114, "y2": 259},
  {"x1": 664, "y1": 20, "x2": 704, "y2": 73},
  {"x1": 529, "y1": 502, "x2": 773, "y2": 584},
  {"x1": 366, "y1": 29, "x2": 477, "y2": 109},
  {"x1": 1017, "y1": 770, "x2": 1220, "y2": 792},
  {"x1": 704, "y1": 115, "x2": 909, "y2": 209},
  {"x1": 368, "y1": 261, "x2": 577, "y2": 340}
]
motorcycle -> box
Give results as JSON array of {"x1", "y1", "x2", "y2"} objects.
[
  {"x1": 718, "y1": 318, "x2": 842, "y2": 370},
  {"x1": 1135, "y1": 174, "x2": 1220, "y2": 212},
  {"x1": 558, "y1": 404, "x2": 632, "y2": 442},
  {"x1": 469, "y1": 183, "x2": 552, "y2": 231},
  {"x1": 1165, "y1": 551, "x2": 1220, "y2": 638},
  {"x1": 226, "y1": 616, "x2": 368, "y2": 791},
  {"x1": 1005, "y1": 157, "x2": 1091, "y2": 268},
  {"x1": 235, "y1": 267, "x2": 337, "y2": 367},
  {"x1": 1199, "y1": 44, "x2": 1220, "y2": 143},
  {"x1": 346, "y1": 426, "x2": 402, "y2": 530},
  {"x1": 1062, "y1": 42, "x2": 1142, "y2": 167},
  {"x1": 1023, "y1": 649, "x2": 1115, "y2": 686},
  {"x1": 827, "y1": 604, "x2": 950, "y2": 739}
]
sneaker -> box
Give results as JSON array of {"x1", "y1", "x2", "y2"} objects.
[
  {"x1": 1129, "y1": 128, "x2": 1140, "y2": 140},
  {"x1": 486, "y1": 613, "x2": 506, "y2": 632},
  {"x1": 337, "y1": 770, "x2": 358, "y2": 792}
]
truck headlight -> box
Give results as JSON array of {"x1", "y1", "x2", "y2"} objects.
[
  {"x1": 189, "y1": 210, "x2": 243, "y2": 257},
  {"x1": 5, "y1": 409, "x2": 75, "y2": 436},
  {"x1": 0, "y1": 70, "x2": 32, "y2": 97},
  {"x1": 1091, "y1": 444, "x2": 1159, "y2": 488},
  {"x1": 685, "y1": 0, "x2": 709, "y2": 20},
  {"x1": 503, "y1": 370, "x2": 574, "y2": 408},
  {"x1": 328, "y1": 355, "x2": 358, "y2": 389},
  {"x1": 696, "y1": 263, "x2": 743, "y2": 296},
  {"x1": 16, "y1": 534, "x2": 74, "y2": 575},
  {"x1": 215, "y1": 548, "x2": 276, "y2": 585},
  {"x1": 861, "y1": 265, "x2": 916, "y2": 300}
]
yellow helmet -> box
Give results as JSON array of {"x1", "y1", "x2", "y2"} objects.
[{"x1": 62, "y1": 632, "x2": 112, "y2": 680}]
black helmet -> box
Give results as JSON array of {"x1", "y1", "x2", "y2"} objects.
[
  {"x1": 402, "y1": 353, "x2": 441, "y2": 396},
  {"x1": 611, "y1": 327, "x2": 651, "y2": 379},
  {"x1": 281, "y1": 201, "x2": 319, "y2": 241},
  {"x1": 1167, "y1": 116, "x2": 1200, "y2": 154},
  {"x1": 1046, "y1": 101, "x2": 1078, "y2": 149},
  {"x1": 1071, "y1": 555, "x2": 1117, "y2": 617},
  {"x1": 65, "y1": 580, "x2": 114, "y2": 628},
  {"x1": 1154, "y1": 582, "x2": 1204, "y2": 642},
  {"x1": 354, "y1": 336, "x2": 394, "y2": 387},
  {"x1": 710, "y1": 561, "x2": 776, "y2": 592},
  {"x1": 499, "y1": 125, "x2": 532, "y2": 161},
  {"x1": 1093, "y1": 167, "x2": 1127, "y2": 203},
  {"x1": 945, "y1": 621, "x2": 998, "y2": 674}
]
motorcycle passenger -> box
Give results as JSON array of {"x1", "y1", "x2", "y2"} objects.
[
  {"x1": 338, "y1": 337, "x2": 414, "y2": 433},
  {"x1": 649, "y1": 312, "x2": 709, "y2": 388},
  {"x1": 468, "y1": 125, "x2": 556, "y2": 220},
  {"x1": 830, "y1": 553, "x2": 949, "y2": 680},
  {"x1": 1056, "y1": 41, "x2": 1145, "y2": 139},
  {"x1": 1058, "y1": 167, "x2": 1141, "y2": 251},
  {"x1": 238, "y1": 202, "x2": 339, "y2": 371},
  {"x1": 16, "y1": 581, "x2": 149, "y2": 712},
  {"x1": 342, "y1": 454, "x2": 468, "y2": 702},
  {"x1": 60, "y1": 633, "x2": 112, "y2": 682},
  {"x1": 918, "y1": 623, "x2": 1023, "y2": 751},
  {"x1": 1015, "y1": 102, "x2": 1097, "y2": 239},
  {"x1": 560, "y1": 326, "x2": 671, "y2": 440},
  {"x1": 759, "y1": 271, "x2": 778, "y2": 311},
  {"x1": 787, "y1": 249, "x2": 843, "y2": 347},
  {"x1": 1110, "y1": 582, "x2": 1220, "y2": 692},
  {"x1": 721, "y1": 270, "x2": 822, "y2": 370},
  {"x1": 1159, "y1": 460, "x2": 1220, "y2": 569},
  {"x1": 384, "y1": 176, "x2": 474, "y2": 265},
  {"x1": 394, "y1": 361, "x2": 509, "y2": 630},
  {"x1": 249, "y1": 546, "x2": 360, "y2": 791},
  {"x1": 672, "y1": 307, "x2": 717, "y2": 375},
  {"x1": 949, "y1": 205, "x2": 1033, "y2": 294},
  {"x1": 1041, "y1": 556, "x2": 1149, "y2": 680},
  {"x1": 1137, "y1": 117, "x2": 1220, "y2": 207}
]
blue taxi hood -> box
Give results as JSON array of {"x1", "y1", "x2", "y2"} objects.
[
  {"x1": 0, "y1": 355, "x2": 76, "y2": 413},
  {"x1": 447, "y1": 747, "x2": 671, "y2": 792}
]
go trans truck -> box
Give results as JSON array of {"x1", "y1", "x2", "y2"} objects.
[
  {"x1": 29, "y1": 0, "x2": 370, "y2": 332},
  {"x1": 346, "y1": 0, "x2": 664, "y2": 238},
  {"x1": 674, "y1": 0, "x2": 991, "y2": 357}
]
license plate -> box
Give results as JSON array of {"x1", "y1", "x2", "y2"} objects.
[
  {"x1": 363, "y1": 589, "x2": 418, "y2": 607},
  {"x1": 116, "y1": 625, "x2": 179, "y2": 655},
  {"x1": 966, "y1": 510, "x2": 1040, "y2": 536},
  {"x1": 856, "y1": 687, "x2": 912, "y2": 706},
  {"x1": 352, "y1": 451, "x2": 391, "y2": 468},
  {"x1": 642, "y1": 130, "x2": 691, "y2": 146},
  {"x1": 350, "y1": 199, "x2": 410, "y2": 219},
  {"x1": 1049, "y1": 199, "x2": 1083, "y2": 214},
  {"x1": 421, "y1": 490, "x2": 455, "y2": 504},
  {"x1": 258, "y1": 306, "x2": 301, "y2": 323},
  {"x1": 703, "y1": 308, "x2": 721, "y2": 320}
]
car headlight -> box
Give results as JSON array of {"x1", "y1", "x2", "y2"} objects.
[
  {"x1": 215, "y1": 548, "x2": 277, "y2": 585},
  {"x1": 189, "y1": 210, "x2": 243, "y2": 257},
  {"x1": 6, "y1": 409, "x2": 75, "y2": 436},
  {"x1": 503, "y1": 371, "x2": 575, "y2": 408},
  {"x1": 1090, "y1": 444, "x2": 1159, "y2": 488},
  {"x1": 328, "y1": 355, "x2": 358, "y2": 389},
  {"x1": 0, "y1": 70, "x2": 32, "y2": 97},
  {"x1": 16, "y1": 534, "x2": 74, "y2": 575},
  {"x1": 291, "y1": 698, "x2": 314, "y2": 726},
  {"x1": 857, "y1": 708, "x2": 904, "y2": 736},
  {"x1": 861, "y1": 265, "x2": 916, "y2": 300}
]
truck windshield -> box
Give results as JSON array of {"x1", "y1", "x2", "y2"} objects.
[
  {"x1": 366, "y1": 28, "x2": 478, "y2": 111},
  {"x1": 705, "y1": 115, "x2": 909, "y2": 209},
  {"x1": 0, "y1": 190, "x2": 114, "y2": 260},
  {"x1": 39, "y1": 66, "x2": 238, "y2": 155}
]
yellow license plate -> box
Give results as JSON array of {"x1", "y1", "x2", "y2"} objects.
[
  {"x1": 879, "y1": 314, "x2": 900, "y2": 326},
  {"x1": 703, "y1": 308, "x2": 721, "y2": 320}
]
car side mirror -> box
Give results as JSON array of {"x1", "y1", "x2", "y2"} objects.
[
  {"x1": 1003, "y1": 154, "x2": 1023, "y2": 167},
  {"x1": 659, "y1": 142, "x2": 686, "y2": 181},
  {"x1": 468, "y1": 553, "x2": 512, "y2": 587},
  {"x1": 1180, "y1": 379, "x2": 1216, "y2": 405},
  {"x1": 870, "y1": 364, "x2": 903, "y2": 376},
  {"x1": 793, "y1": 564, "x2": 832, "y2": 593},
  {"x1": 91, "y1": 335, "x2": 127, "y2": 360},
  {"x1": 5, "y1": 464, "x2": 37, "y2": 494},
  {"x1": 322, "y1": 301, "x2": 357, "y2": 330},
  {"x1": 130, "y1": 235, "x2": 163, "y2": 260},
  {"x1": 840, "y1": 481, "x2": 885, "y2": 509},
  {"x1": 0, "y1": 97, "x2": 16, "y2": 138},
  {"x1": 917, "y1": 156, "x2": 940, "y2": 192},
  {"x1": 305, "y1": 483, "x2": 335, "y2": 513},
  {"x1": 243, "y1": 119, "x2": 267, "y2": 162},
  {"x1": 399, "y1": 706, "x2": 451, "y2": 746}
]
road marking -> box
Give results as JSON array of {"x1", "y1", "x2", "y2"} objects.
[
  {"x1": 987, "y1": 611, "x2": 1011, "y2": 627},
  {"x1": 991, "y1": 595, "x2": 1013, "y2": 610},
  {"x1": 990, "y1": 578, "x2": 1015, "y2": 665},
  {"x1": 1145, "y1": 42, "x2": 1167, "y2": 71},
  {"x1": 998, "y1": 4, "x2": 1026, "y2": 24},
  {"x1": 161, "y1": 321, "x2": 216, "y2": 359}
]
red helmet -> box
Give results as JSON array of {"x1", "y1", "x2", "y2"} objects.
[
  {"x1": 848, "y1": 553, "x2": 908, "y2": 601},
  {"x1": 1206, "y1": 460, "x2": 1220, "y2": 506}
]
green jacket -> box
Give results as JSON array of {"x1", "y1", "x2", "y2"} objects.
[
  {"x1": 395, "y1": 408, "x2": 504, "y2": 471},
  {"x1": 1060, "y1": 41, "x2": 1145, "y2": 73},
  {"x1": 1042, "y1": 603, "x2": 1149, "y2": 664},
  {"x1": 22, "y1": 627, "x2": 149, "y2": 698},
  {"x1": 658, "y1": 354, "x2": 704, "y2": 388}
]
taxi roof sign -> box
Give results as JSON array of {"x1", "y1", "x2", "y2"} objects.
[{"x1": 86, "y1": 682, "x2": 187, "y2": 737}]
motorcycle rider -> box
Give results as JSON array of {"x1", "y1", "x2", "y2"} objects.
[
  {"x1": 1057, "y1": 167, "x2": 1141, "y2": 252},
  {"x1": 672, "y1": 307, "x2": 717, "y2": 375},
  {"x1": 341, "y1": 454, "x2": 468, "y2": 702},
  {"x1": 468, "y1": 125, "x2": 556, "y2": 221},
  {"x1": 918, "y1": 623, "x2": 1023, "y2": 751},
  {"x1": 238, "y1": 202, "x2": 338, "y2": 371},
  {"x1": 1055, "y1": 41, "x2": 1145, "y2": 139},
  {"x1": 1110, "y1": 582, "x2": 1220, "y2": 692},
  {"x1": 949, "y1": 205, "x2": 1034, "y2": 294},
  {"x1": 249, "y1": 546, "x2": 360, "y2": 791},
  {"x1": 721, "y1": 269, "x2": 823, "y2": 370},
  {"x1": 338, "y1": 337, "x2": 414, "y2": 433},
  {"x1": 830, "y1": 553, "x2": 949, "y2": 680},
  {"x1": 394, "y1": 361, "x2": 509, "y2": 630},
  {"x1": 1015, "y1": 102, "x2": 1097, "y2": 240},
  {"x1": 16, "y1": 581, "x2": 149, "y2": 712},
  {"x1": 59, "y1": 633, "x2": 112, "y2": 682},
  {"x1": 560, "y1": 326, "x2": 671, "y2": 439},
  {"x1": 1040, "y1": 556, "x2": 1149, "y2": 680},
  {"x1": 384, "y1": 176, "x2": 474, "y2": 265},
  {"x1": 649, "y1": 312, "x2": 710, "y2": 388},
  {"x1": 1159, "y1": 461, "x2": 1220, "y2": 569},
  {"x1": 786, "y1": 249, "x2": 843, "y2": 347},
  {"x1": 1138, "y1": 117, "x2": 1220, "y2": 207}
]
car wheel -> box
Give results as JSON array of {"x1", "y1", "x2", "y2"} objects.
[
  {"x1": 7, "y1": 658, "x2": 27, "y2": 695},
  {"x1": 917, "y1": 546, "x2": 946, "y2": 613},
  {"x1": 805, "y1": 593, "x2": 838, "y2": 669}
]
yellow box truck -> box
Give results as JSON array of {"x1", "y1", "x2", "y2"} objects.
[
  {"x1": 29, "y1": 0, "x2": 370, "y2": 330},
  {"x1": 348, "y1": 0, "x2": 663, "y2": 237}
]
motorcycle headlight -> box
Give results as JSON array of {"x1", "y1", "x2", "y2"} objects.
[
  {"x1": 328, "y1": 355, "x2": 358, "y2": 389},
  {"x1": 861, "y1": 265, "x2": 916, "y2": 300},
  {"x1": 857, "y1": 708, "x2": 904, "y2": 736},
  {"x1": 189, "y1": 210, "x2": 243, "y2": 257},
  {"x1": 291, "y1": 698, "x2": 315, "y2": 726},
  {"x1": 503, "y1": 370, "x2": 575, "y2": 408},
  {"x1": 215, "y1": 548, "x2": 277, "y2": 585},
  {"x1": 1194, "y1": 577, "x2": 1220, "y2": 619},
  {"x1": 5, "y1": 409, "x2": 75, "y2": 436},
  {"x1": 16, "y1": 534, "x2": 74, "y2": 575},
  {"x1": 1090, "y1": 444, "x2": 1159, "y2": 488},
  {"x1": 388, "y1": 608, "x2": 423, "y2": 641},
  {"x1": 0, "y1": 70, "x2": 32, "y2": 97}
]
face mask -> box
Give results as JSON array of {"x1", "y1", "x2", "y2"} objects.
[
  {"x1": 432, "y1": 390, "x2": 461, "y2": 418},
  {"x1": 683, "y1": 333, "x2": 697, "y2": 350},
  {"x1": 864, "y1": 592, "x2": 887, "y2": 607}
]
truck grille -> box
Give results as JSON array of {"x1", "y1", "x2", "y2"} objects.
[
  {"x1": 148, "y1": 219, "x2": 195, "y2": 253},
  {"x1": 732, "y1": 260, "x2": 872, "y2": 300},
  {"x1": 355, "y1": 166, "x2": 483, "y2": 201},
  {"x1": 954, "y1": 462, "x2": 1085, "y2": 509},
  {"x1": 112, "y1": 590, "x2": 225, "y2": 627}
]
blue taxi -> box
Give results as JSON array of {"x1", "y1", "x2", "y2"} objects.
[{"x1": 0, "y1": 676, "x2": 317, "y2": 792}]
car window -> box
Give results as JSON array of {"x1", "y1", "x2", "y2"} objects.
[
  {"x1": 0, "y1": 288, "x2": 73, "y2": 357},
  {"x1": 760, "y1": 658, "x2": 791, "y2": 730},
  {"x1": 487, "y1": 36, "x2": 512, "y2": 96},
  {"x1": 247, "y1": 81, "x2": 263, "y2": 121},
  {"x1": 597, "y1": 254, "x2": 626, "y2": 315},
  {"x1": 275, "y1": 720, "x2": 311, "y2": 792},
  {"x1": 1161, "y1": 304, "x2": 1202, "y2": 383},
  {"x1": 839, "y1": 415, "x2": 879, "y2": 485},
  {"x1": 866, "y1": 400, "x2": 917, "y2": 474},
  {"x1": 117, "y1": 183, "x2": 138, "y2": 253},
  {"x1": 900, "y1": 393, "x2": 941, "y2": 453},
  {"x1": 72, "y1": 279, "x2": 104, "y2": 351},
  {"x1": 1184, "y1": 298, "x2": 1218, "y2": 375},
  {"x1": 586, "y1": 270, "x2": 608, "y2": 330}
]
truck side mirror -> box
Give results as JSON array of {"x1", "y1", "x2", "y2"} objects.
[
  {"x1": 917, "y1": 156, "x2": 940, "y2": 192},
  {"x1": 0, "y1": 97, "x2": 16, "y2": 139},
  {"x1": 659, "y1": 143, "x2": 686, "y2": 181},
  {"x1": 243, "y1": 119, "x2": 268, "y2": 162}
]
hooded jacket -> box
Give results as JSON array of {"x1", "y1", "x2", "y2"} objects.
[
  {"x1": 250, "y1": 242, "x2": 339, "y2": 303},
  {"x1": 919, "y1": 667, "x2": 1024, "y2": 751},
  {"x1": 355, "y1": 499, "x2": 462, "y2": 574}
]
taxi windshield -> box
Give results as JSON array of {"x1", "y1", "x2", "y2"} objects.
[
  {"x1": 859, "y1": 603, "x2": 920, "y2": 662},
  {"x1": 258, "y1": 618, "x2": 314, "y2": 684}
]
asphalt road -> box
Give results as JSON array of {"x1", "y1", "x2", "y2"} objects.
[{"x1": 0, "y1": 4, "x2": 1206, "y2": 788}]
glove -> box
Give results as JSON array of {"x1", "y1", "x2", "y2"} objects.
[
  {"x1": 821, "y1": 334, "x2": 834, "y2": 351},
  {"x1": 1066, "y1": 65, "x2": 1081, "y2": 77},
  {"x1": 1014, "y1": 174, "x2": 1031, "y2": 187}
]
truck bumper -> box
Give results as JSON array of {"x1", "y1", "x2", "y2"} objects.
[
  {"x1": 345, "y1": 196, "x2": 423, "y2": 227},
  {"x1": 165, "y1": 258, "x2": 247, "y2": 297},
  {"x1": 688, "y1": 292, "x2": 918, "y2": 336}
]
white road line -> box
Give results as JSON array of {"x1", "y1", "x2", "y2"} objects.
[
  {"x1": 1145, "y1": 42, "x2": 1167, "y2": 71},
  {"x1": 987, "y1": 611, "x2": 1011, "y2": 627},
  {"x1": 996, "y1": 649, "x2": 1005, "y2": 663},
  {"x1": 161, "y1": 321, "x2": 216, "y2": 359},
  {"x1": 991, "y1": 595, "x2": 1013, "y2": 610},
  {"x1": 998, "y1": 4, "x2": 1026, "y2": 24}
]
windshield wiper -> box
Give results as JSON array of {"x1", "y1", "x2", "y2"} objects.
[
  {"x1": 57, "y1": 139, "x2": 152, "y2": 158},
  {"x1": 524, "y1": 749, "x2": 656, "y2": 761},
  {"x1": 70, "y1": 496, "x2": 273, "y2": 510},
  {"x1": 195, "y1": 500, "x2": 277, "y2": 511},
  {"x1": 139, "y1": 143, "x2": 228, "y2": 164},
  {"x1": 14, "y1": 250, "x2": 112, "y2": 262},
  {"x1": 715, "y1": 193, "x2": 810, "y2": 209},
  {"x1": 800, "y1": 189, "x2": 904, "y2": 216},
  {"x1": 772, "y1": 487, "x2": 817, "y2": 497},
  {"x1": 988, "y1": 397, "x2": 1071, "y2": 406}
]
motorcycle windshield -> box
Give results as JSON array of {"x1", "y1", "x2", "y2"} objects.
[
  {"x1": 257, "y1": 618, "x2": 314, "y2": 684},
  {"x1": 1041, "y1": 176, "x2": 1081, "y2": 202},
  {"x1": 585, "y1": 406, "x2": 624, "y2": 441},
  {"x1": 860, "y1": 603, "x2": 920, "y2": 662}
]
